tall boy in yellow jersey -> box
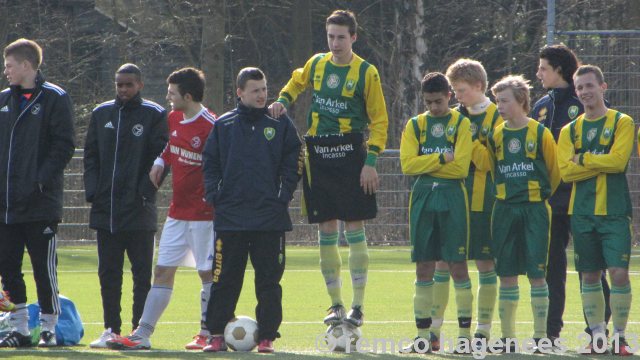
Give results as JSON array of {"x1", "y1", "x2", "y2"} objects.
[
  {"x1": 268, "y1": 10, "x2": 388, "y2": 327},
  {"x1": 399, "y1": 72, "x2": 472, "y2": 353},
  {"x1": 426, "y1": 59, "x2": 503, "y2": 347},
  {"x1": 488, "y1": 75, "x2": 559, "y2": 351},
  {"x1": 557, "y1": 65, "x2": 633, "y2": 356}
]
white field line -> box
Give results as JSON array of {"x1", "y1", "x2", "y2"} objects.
[
  {"x1": 79, "y1": 320, "x2": 640, "y2": 326},
  {"x1": 23, "y1": 269, "x2": 640, "y2": 275}
]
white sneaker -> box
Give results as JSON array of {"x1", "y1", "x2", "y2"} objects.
[{"x1": 90, "y1": 328, "x2": 119, "y2": 348}]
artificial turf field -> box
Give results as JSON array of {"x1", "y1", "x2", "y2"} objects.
[{"x1": 3, "y1": 245, "x2": 640, "y2": 359}]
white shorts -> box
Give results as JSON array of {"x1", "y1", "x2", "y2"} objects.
[{"x1": 156, "y1": 217, "x2": 214, "y2": 271}]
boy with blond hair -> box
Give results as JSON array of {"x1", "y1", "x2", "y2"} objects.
[
  {"x1": 488, "y1": 75, "x2": 559, "y2": 351},
  {"x1": 427, "y1": 59, "x2": 502, "y2": 347}
]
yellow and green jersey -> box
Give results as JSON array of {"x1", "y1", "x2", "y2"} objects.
[
  {"x1": 277, "y1": 52, "x2": 388, "y2": 166},
  {"x1": 400, "y1": 108, "x2": 472, "y2": 183},
  {"x1": 557, "y1": 109, "x2": 634, "y2": 216},
  {"x1": 458, "y1": 103, "x2": 503, "y2": 212},
  {"x1": 488, "y1": 119, "x2": 560, "y2": 204}
]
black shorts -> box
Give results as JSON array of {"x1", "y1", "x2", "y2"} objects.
[{"x1": 302, "y1": 133, "x2": 377, "y2": 223}]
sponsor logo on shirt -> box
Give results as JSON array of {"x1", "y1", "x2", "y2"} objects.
[
  {"x1": 31, "y1": 103, "x2": 41, "y2": 115},
  {"x1": 586, "y1": 128, "x2": 597, "y2": 142},
  {"x1": 568, "y1": 105, "x2": 580, "y2": 119},
  {"x1": 0, "y1": 105, "x2": 8, "y2": 112},
  {"x1": 264, "y1": 127, "x2": 275, "y2": 141},
  {"x1": 104, "y1": 121, "x2": 114, "y2": 129},
  {"x1": 191, "y1": 136, "x2": 201, "y2": 148}
]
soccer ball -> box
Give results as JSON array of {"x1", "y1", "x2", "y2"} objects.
[
  {"x1": 326, "y1": 323, "x2": 362, "y2": 352},
  {"x1": 224, "y1": 316, "x2": 259, "y2": 351}
]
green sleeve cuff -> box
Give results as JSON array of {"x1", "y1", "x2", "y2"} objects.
[
  {"x1": 277, "y1": 97, "x2": 290, "y2": 108},
  {"x1": 365, "y1": 152, "x2": 378, "y2": 167},
  {"x1": 579, "y1": 153, "x2": 585, "y2": 166},
  {"x1": 439, "y1": 153, "x2": 446, "y2": 164}
]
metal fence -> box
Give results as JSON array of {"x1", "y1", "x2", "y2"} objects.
[{"x1": 59, "y1": 149, "x2": 412, "y2": 246}]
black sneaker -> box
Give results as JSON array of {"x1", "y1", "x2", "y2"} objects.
[
  {"x1": 323, "y1": 304, "x2": 346, "y2": 326},
  {"x1": 0, "y1": 331, "x2": 32, "y2": 348},
  {"x1": 344, "y1": 306, "x2": 364, "y2": 327},
  {"x1": 38, "y1": 331, "x2": 57, "y2": 347},
  {"x1": 492, "y1": 337, "x2": 517, "y2": 354},
  {"x1": 453, "y1": 337, "x2": 472, "y2": 354},
  {"x1": 430, "y1": 332, "x2": 441, "y2": 351},
  {"x1": 472, "y1": 333, "x2": 488, "y2": 352},
  {"x1": 400, "y1": 336, "x2": 432, "y2": 354}
]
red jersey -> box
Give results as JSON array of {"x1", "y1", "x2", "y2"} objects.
[{"x1": 158, "y1": 107, "x2": 216, "y2": 220}]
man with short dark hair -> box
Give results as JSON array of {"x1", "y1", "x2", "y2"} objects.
[
  {"x1": 269, "y1": 9, "x2": 389, "y2": 328},
  {"x1": 84, "y1": 63, "x2": 168, "y2": 348},
  {"x1": 202, "y1": 67, "x2": 302, "y2": 353},
  {"x1": 105, "y1": 67, "x2": 216, "y2": 351},
  {"x1": 0, "y1": 38, "x2": 75, "y2": 348},
  {"x1": 532, "y1": 44, "x2": 611, "y2": 341},
  {"x1": 557, "y1": 65, "x2": 633, "y2": 355}
]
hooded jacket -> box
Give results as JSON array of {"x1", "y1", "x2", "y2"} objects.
[
  {"x1": 532, "y1": 85, "x2": 583, "y2": 214},
  {"x1": 84, "y1": 93, "x2": 168, "y2": 232},
  {"x1": 0, "y1": 71, "x2": 75, "y2": 224},
  {"x1": 203, "y1": 101, "x2": 302, "y2": 232}
]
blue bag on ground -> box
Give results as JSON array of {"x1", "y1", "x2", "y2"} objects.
[{"x1": 27, "y1": 295, "x2": 84, "y2": 345}]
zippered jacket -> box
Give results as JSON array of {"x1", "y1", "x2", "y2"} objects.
[
  {"x1": 532, "y1": 86, "x2": 583, "y2": 214},
  {"x1": 203, "y1": 101, "x2": 302, "y2": 231},
  {"x1": 84, "y1": 93, "x2": 168, "y2": 232},
  {"x1": 0, "y1": 71, "x2": 75, "y2": 224}
]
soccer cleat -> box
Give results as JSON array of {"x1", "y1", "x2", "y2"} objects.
[
  {"x1": 344, "y1": 306, "x2": 364, "y2": 327},
  {"x1": 0, "y1": 331, "x2": 32, "y2": 347},
  {"x1": 202, "y1": 335, "x2": 227, "y2": 352},
  {"x1": 258, "y1": 339, "x2": 274, "y2": 353},
  {"x1": 0, "y1": 290, "x2": 15, "y2": 312},
  {"x1": 611, "y1": 337, "x2": 633, "y2": 356},
  {"x1": 185, "y1": 334, "x2": 209, "y2": 350},
  {"x1": 583, "y1": 335, "x2": 610, "y2": 355},
  {"x1": 89, "y1": 328, "x2": 120, "y2": 349},
  {"x1": 323, "y1": 304, "x2": 346, "y2": 326},
  {"x1": 472, "y1": 333, "x2": 488, "y2": 352},
  {"x1": 38, "y1": 331, "x2": 57, "y2": 347},
  {"x1": 399, "y1": 336, "x2": 432, "y2": 353},
  {"x1": 430, "y1": 332, "x2": 441, "y2": 351},
  {"x1": 106, "y1": 333, "x2": 151, "y2": 350}
]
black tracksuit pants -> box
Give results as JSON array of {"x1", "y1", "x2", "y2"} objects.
[
  {"x1": 546, "y1": 213, "x2": 611, "y2": 337},
  {"x1": 96, "y1": 229, "x2": 154, "y2": 335},
  {"x1": 206, "y1": 231, "x2": 286, "y2": 341},
  {"x1": 0, "y1": 221, "x2": 60, "y2": 314}
]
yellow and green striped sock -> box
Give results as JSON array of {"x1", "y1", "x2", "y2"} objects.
[
  {"x1": 475, "y1": 271, "x2": 497, "y2": 337},
  {"x1": 319, "y1": 231, "x2": 342, "y2": 306},
  {"x1": 430, "y1": 269, "x2": 450, "y2": 337},
  {"x1": 415, "y1": 280, "x2": 434, "y2": 339},
  {"x1": 454, "y1": 279, "x2": 473, "y2": 339},
  {"x1": 531, "y1": 284, "x2": 549, "y2": 339},
  {"x1": 499, "y1": 286, "x2": 519, "y2": 339},
  {"x1": 345, "y1": 229, "x2": 369, "y2": 308},
  {"x1": 581, "y1": 281, "x2": 605, "y2": 332},
  {"x1": 610, "y1": 283, "x2": 632, "y2": 336}
]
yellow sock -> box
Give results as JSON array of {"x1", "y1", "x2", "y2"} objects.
[
  {"x1": 499, "y1": 286, "x2": 519, "y2": 338},
  {"x1": 319, "y1": 231, "x2": 342, "y2": 306}
]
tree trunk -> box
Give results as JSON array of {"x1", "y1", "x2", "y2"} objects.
[
  {"x1": 201, "y1": 0, "x2": 226, "y2": 114},
  {"x1": 290, "y1": 0, "x2": 312, "y2": 132}
]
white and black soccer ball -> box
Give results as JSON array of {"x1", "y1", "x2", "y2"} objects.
[
  {"x1": 224, "y1": 316, "x2": 259, "y2": 351},
  {"x1": 326, "y1": 323, "x2": 362, "y2": 352}
]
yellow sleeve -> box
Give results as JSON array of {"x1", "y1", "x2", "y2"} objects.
[
  {"x1": 431, "y1": 118, "x2": 472, "y2": 179},
  {"x1": 541, "y1": 128, "x2": 560, "y2": 195},
  {"x1": 363, "y1": 65, "x2": 389, "y2": 162},
  {"x1": 400, "y1": 119, "x2": 443, "y2": 175},
  {"x1": 276, "y1": 55, "x2": 317, "y2": 107},
  {"x1": 580, "y1": 115, "x2": 634, "y2": 173},
  {"x1": 471, "y1": 115, "x2": 503, "y2": 172},
  {"x1": 557, "y1": 123, "x2": 600, "y2": 182}
]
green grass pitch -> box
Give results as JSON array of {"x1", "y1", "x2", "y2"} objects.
[{"x1": 2, "y1": 245, "x2": 640, "y2": 359}]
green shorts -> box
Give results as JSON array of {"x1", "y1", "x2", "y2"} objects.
[
  {"x1": 571, "y1": 215, "x2": 631, "y2": 272},
  {"x1": 409, "y1": 178, "x2": 469, "y2": 263},
  {"x1": 469, "y1": 211, "x2": 493, "y2": 260},
  {"x1": 491, "y1": 200, "x2": 551, "y2": 278}
]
